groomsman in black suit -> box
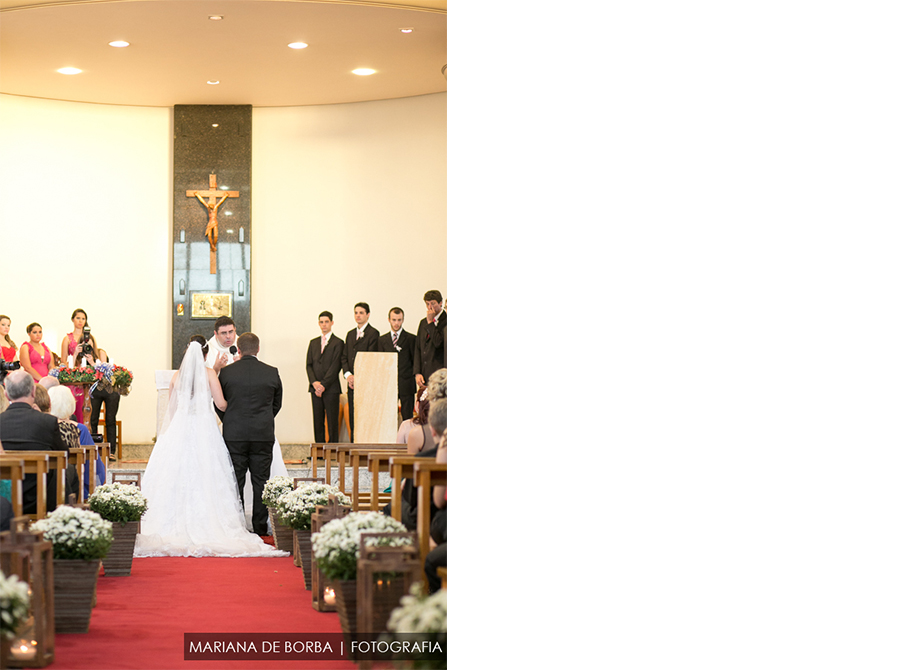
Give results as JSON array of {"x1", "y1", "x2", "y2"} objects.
[
  {"x1": 341, "y1": 302, "x2": 379, "y2": 442},
  {"x1": 306, "y1": 312, "x2": 344, "y2": 443},
  {"x1": 216, "y1": 332, "x2": 283, "y2": 536},
  {"x1": 414, "y1": 289, "x2": 447, "y2": 388},
  {"x1": 377, "y1": 307, "x2": 417, "y2": 421}
]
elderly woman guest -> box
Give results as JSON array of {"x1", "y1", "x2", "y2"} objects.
[
  {"x1": 19, "y1": 322, "x2": 53, "y2": 382},
  {"x1": 48, "y1": 385, "x2": 105, "y2": 500},
  {"x1": 60, "y1": 308, "x2": 106, "y2": 425},
  {"x1": 33, "y1": 385, "x2": 80, "y2": 502},
  {"x1": 0, "y1": 315, "x2": 17, "y2": 363}
]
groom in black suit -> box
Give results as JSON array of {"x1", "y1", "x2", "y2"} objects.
[{"x1": 216, "y1": 332, "x2": 283, "y2": 536}]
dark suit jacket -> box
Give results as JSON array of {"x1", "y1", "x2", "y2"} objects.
[
  {"x1": 377, "y1": 329, "x2": 417, "y2": 396},
  {"x1": 307, "y1": 334, "x2": 344, "y2": 395},
  {"x1": 413, "y1": 310, "x2": 447, "y2": 382},
  {"x1": 0, "y1": 402, "x2": 65, "y2": 513},
  {"x1": 342, "y1": 323, "x2": 380, "y2": 378},
  {"x1": 216, "y1": 355, "x2": 283, "y2": 442}
]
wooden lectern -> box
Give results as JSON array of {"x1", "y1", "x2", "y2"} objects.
[{"x1": 352, "y1": 352, "x2": 398, "y2": 443}]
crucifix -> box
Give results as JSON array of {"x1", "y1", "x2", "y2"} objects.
[{"x1": 186, "y1": 174, "x2": 239, "y2": 274}]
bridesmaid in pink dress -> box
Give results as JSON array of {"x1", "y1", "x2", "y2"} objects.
[
  {"x1": 60, "y1": 308, "x2": 102, "y2": 424},
  {"x1": 0, "y1": 315, "x2": 17, "y2": 363},
  {"x1": 18, "y1": 322, "x2": 52, "y2": 381}
]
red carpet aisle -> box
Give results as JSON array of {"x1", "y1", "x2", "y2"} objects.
[{"x1": 52, "y1": 556, "x2": 357, "y2": 670}]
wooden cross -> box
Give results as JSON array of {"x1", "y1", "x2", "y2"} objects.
[{"x1": 186, "y1": 174, "x2": 239, "y2": 274}]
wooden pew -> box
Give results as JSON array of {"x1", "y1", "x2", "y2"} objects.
[
  {"x1": 387, "y1": 456, "x2": 436, "y2": 523},
  {"x1": 95, "y1": 442, "x2": 110, "y2": 473},
  {"x1": 68, "y1": 447, "x2": 88, "y2": 503},
  {"x1": 0, "y1": 457, "x2": 25, "y2": 518},
  {"x1": 364, "y1": 449, "x2": 412, "y2": 512},
  {"x1": 349, "y1": 447, "x2": 406, "y2": 511},
  {"x1": 82, "y1": 443, "x2": 99, "y2": 497},
  {"x1": 0, "y1": 452, "x2": 53, "y2": 520},
  {"x1": 413, "y1": 461, "x2": 447, "y2": 568},
  {"x1": 311, "y1": 443, "x2": 402, "y2": 493}
]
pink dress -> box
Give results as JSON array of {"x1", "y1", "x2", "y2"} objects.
[
  {"x1": 25, "y1": 342, "x2": 52, "y2": 379},
  {"x1": 65, "y1": 333, "x2": 87, "y2": 423}
]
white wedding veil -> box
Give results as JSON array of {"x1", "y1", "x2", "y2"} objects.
[{"x1": 159, "y1": 341, "x2": 211, "y2": 438}]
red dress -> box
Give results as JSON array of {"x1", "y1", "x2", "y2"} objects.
[
  {"x1": 65, "y1": 333, "x2": 88, "y2": 422},
  {"x1": 25, "y1": 342, "x2": 52, "y2": 379},
  {"x1": 1, "y1": 344, "x2": 15, "y2": 362}
]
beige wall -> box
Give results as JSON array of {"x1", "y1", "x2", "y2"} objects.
[{"x1": 0, "y1": 92, "x2": 446, "y2": 443}]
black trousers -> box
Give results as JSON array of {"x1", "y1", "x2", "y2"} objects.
[
  {"x1": 347, "y1": 388, "x2": 356, "y2": 442},
  {"x1": 90, "y1": 388, "x2": 121, "y2": 454},
  {"x1": 424, "y1": 543, "x2": 446, "y2": 594},
  {"x1": 311, "y1": 393, "x2": 340, "y2": 443},
  {"x1": 399, "y1": 392, "x2": 415, "y2": 421},
  {"x1": 225, "y1": 440, "x2": 274, "y2": 535}
]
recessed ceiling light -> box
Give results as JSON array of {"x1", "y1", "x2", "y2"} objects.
[
  {"x1": 57, "y1": 67, "x2": 82, "y2": 75},
  {"x1": 212, "y1": 124, "x2": 219, "y2": 127},
  {"x1": 352, "y1": 68, "x2": 376, "y2": 76},
  {"x1": 288, "y1": 42, "x2": 308, "y2": 50},
  {"x1": 207, "y1": 80, "x2": 220, "y2": 85},
  {"x1": 400, "y1": 28, "x2": 414, "y2": 33},
  {"x1": 209, "y1": 15, "x2": 223, "y2": 20},
  {"x1": 108, "y1": 40, "x2": 130, "y2": 48}
]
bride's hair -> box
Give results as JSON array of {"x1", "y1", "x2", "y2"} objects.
[{"x1": 189, "y1": 334, "x2": 209, "y2": 358}]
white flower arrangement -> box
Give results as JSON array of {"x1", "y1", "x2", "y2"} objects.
[
  {"x1": 32, "y1": 506, "x2": 113, "y2": 560},
  {"x1": 88, "y1": 483, "x2": 149, "y2": 524},
  {"x1": 312, "y1": 512, "x2": 411, "y2": 581},
  {"x1": 387, "y1": 582, "x2": 447, "y2": 634},
  {"x1": 0, "y1": 572, "x2": 30, "y2": 640},
  {"x1": 274, "y1": 483, "x2": 350, "y2": 531},
  {"x1": 262, "y1": 475, "x2": 295, "y2": 507}
]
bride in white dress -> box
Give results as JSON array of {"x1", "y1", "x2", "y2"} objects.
[{"x1": 134, "y1": 340, "x2": 287, "y2": 557}]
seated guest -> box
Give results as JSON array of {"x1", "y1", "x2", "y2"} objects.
[
  {"x1": 0, "y1": 370, "x2": 64, "y2": 514},
  {"x1": 424, "y1": 429, "x2": 447, "y2": 593},
  {"x1": 405, "y1": 388, "x2": 435, "y2": 455},
  {"x1": 384, "y1": 397, "x2": 447, "y2": 531},
  {"x1": 0, "y1": 436, "x2": 12, "y2": 531},
  {"x1": 426, "y1": 368, "x2": 447, "y2": 402},
  {"x1": 48, "y1": 385, "x2": 105, "y2": 500},
  {"x1": 38, "y1": 376, "x2": 59, "y2": 390},
  {"x1": 34, "y1": 385, "x2": 80, "y2": 501}
]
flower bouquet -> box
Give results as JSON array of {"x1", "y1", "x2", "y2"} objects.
[
  {"x1": 262, "y1": 475, "x2": 297, "y2": 552},
  {"x1": 88, "y1": 483, "x2": 148, "y2": 524},
  {"x1": 0, "y1": 572, "x2": 30, "y2": 641},
  {"x1": 32, "y1": 506, "x2": 113, "y2": 561},
  {"x1": 313, "y1": 512, "x2": 412, "y2": 635},
  {"x1": 275, "y1": 483, "x2": 350, "y2": 531},
  {"x1": 51, "y1": 366, "x2": 103, "y2": 385},
  {"x1": 90, "y1": 362, "x2": 134, "y2": 396},
  {"x1": 312, "y1": 512, "x2": 411, "y2": 583},
  {"x1": 32, "y1": 506, "x2": 114, "y2": 633},
  {"x1": 382, "y1": 583, "x2": 447, "y2": 669},
  {"x1": 88, "y1": 483, "x2": 147, "y2": 576},
  {"x1": 276, "y1": 483, "x2": 350, "y2": 587}
]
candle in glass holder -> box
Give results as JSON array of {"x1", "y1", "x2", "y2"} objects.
[
  {"x1": 10, "y1": 638, "x2": 36, "y2": 661},
  {"x1": 323, "y1": 587, "x2": 336, "y2": 605}
]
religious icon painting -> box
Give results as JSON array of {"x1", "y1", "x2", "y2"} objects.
[{"x1": 190, "y1": 292, "x2": 233, "y2": 319}]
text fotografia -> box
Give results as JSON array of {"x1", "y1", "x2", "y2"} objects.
[{"x1": 184, "y1": 633, "x2": 446, "y2": 661}]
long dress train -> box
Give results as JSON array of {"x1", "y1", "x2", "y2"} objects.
[{"x1": 134, "y1": 342, "x2": 287, "y2": 557}]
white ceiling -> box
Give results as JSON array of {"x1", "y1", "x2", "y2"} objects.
[{"x1": 0, "y1": 0, "x2": 447, "y2": 107}]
